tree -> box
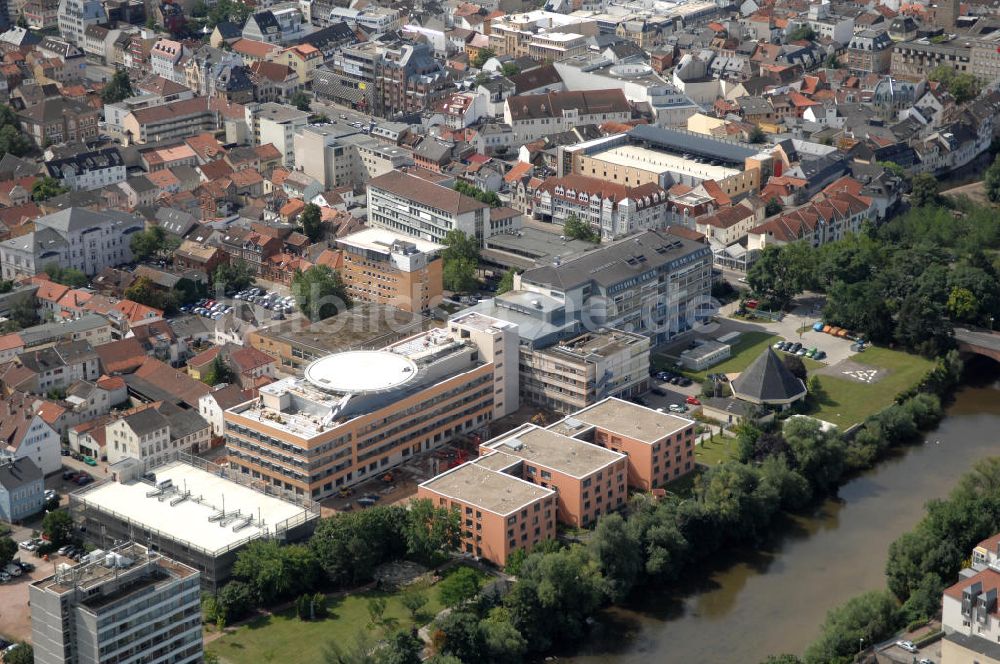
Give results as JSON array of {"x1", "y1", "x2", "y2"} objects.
[
  {"x1": 2, "y1": 644, "x2": 33, "y2": 664},
  {"x1": 129, "y1": 226, "x2": 170, "y2": 262},
  {"x1": 101, "y1": 69, "x2": 134, "y2": 104},
  {"x1": 986, "y1": 154, "x2": 1000, "y2": 203},
  {"x1": 44, "y1": 263, "x2": 88, "y2": 288},
  {"x1": 292, "y1": 264, "x2": 352, "y2": 322},
  {"x1": 4, "y1": 294, "x2": 37, "y2": 331},
  {"x1": 589, "y1": 513, "x2": 642, "y2": 602},
  {"x1": 481, "y1": 607, "x2": 528, "y2": 662},
  {"x1": 472, "y1": 47, "x2": 496, "y2": 68},
  {"x1": 42, "y1": 510, "x2": 73, "y2": 546},
  {"x1": 0, "y1": 537, "x2": 16, "y2": 566},
  {"x1": 232, "y1": 540, "x2": 319, "y2": 605},
  {"x1": 442, "y1": 230, "x2": 480, "y2": 293},
  {"x1": 563, "y1": 213, "x2": 600, "y2": 243},
  {"x1": 747, "y1": 243, "x2": 815, "y2": 310},
  {"x1": 401, "y1": 588, "x2": 428, "y2": 619},
  {"x1": 207, "y1": 0, "x2": 252, "y2": 27},
  {"x1": 213, "y1": 260, "x2": 255, "y2": 295},
  {"x1": 0, "y1": 105, "x2": 32, "y2": 157},
  {"x1": 782, "y1": 353, "x2": 807, "y2": 382},
  {"x1": 764, "y1": 197, "x2": 782, "y2": 216},
  {"x1": 203, "y1": 354, "x2": 236, "y2": 385},
  {"x1": 405, "y1": 499, "x2": 460, "y2": 566},
  {"x1": 910, "y1": 172, "x2": 939, "y2": 208},
  {"x1": 501, "y1": 62, "x2": 520, "y2": 77},
  {"x1": 505, "y1": 546, "x2": 605, "y2": 651},
  {"x1": 787, "y1": 25, "x2": 816, "y2": 41},
  {"x1": 310, "y1": 505, "x2": 409, "y2": 586},
  {"x1": 438, "y1": 567, "x2": 483, "y2": 607},
  {"x1": 437, "y1": 609, "x2": 486, "y2": 662},
  {"x1": 300, "y1": 203, "x2": 324, "y2": 243},
  {"x1": 214, "y1": 580, "x2": 258, "y2": 623},
  {"x1": 748, "y1": 124, "x2": 766, "y2": 144},
  {"x1": 32, "y1": 176, "x2": 67, "y2": 202},
  {"x1": 803, "y1": 590, "x2": 903, "y2": 664},
  {"x1": 291, "y1": 91, "x2": 311, "y2": 112},
  {"x1": 124, "y1": 276, "x2": 164, "y2": 310},
  {"x1": 496, "y1": 267, "x2": 517, "y2": 295},
  {"x1": 380, "y1": 631, "x2": 423, "y2": 664},
  {"x1": 946, "y1": 286, "x2": 978, "y2": 321},
  {"x1": 782, "y1": 417, "x2": 844, "y2": 496}
]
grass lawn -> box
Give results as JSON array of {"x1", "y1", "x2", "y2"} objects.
[
  {"x1": 696, "y1": 435, "x2": 740, "y2": 467},
  {"x1": 804, "y1": 346, "x2": 934, "y2": 429},
  {"x1": 656, "y1": 331, "x2": 779, "y2": 382},
  {"x1": 207, "y1": 567, "x2": 485, "y2": 664}
]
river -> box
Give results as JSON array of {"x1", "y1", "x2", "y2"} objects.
[{"x1": 568, "y1": 369, "x2": 1000, "y2": 664}]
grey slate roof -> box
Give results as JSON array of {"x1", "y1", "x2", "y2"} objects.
[
  {"x1": 627, "y1": 124, "x2": 761, "y2": 165},
  {"x1": 519, "y1": 230, "x2": 711, "y2": 292},
  {"x1": 0, "y1": 457, "x2": 42, "y2": 492},
  {"x1": 730, "y1": 348, "x2": 806, "y2": 404}
]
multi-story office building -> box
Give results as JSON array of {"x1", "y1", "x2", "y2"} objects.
[
  {"x1": 372, "y1": 42, "x2": 454, "y2": 119},
  {"x1": 336, "y1": 228, "x2": 443, "y2": 313},
  {"x1": 226, "y1": 313, "x2": 519, "y2": 499},
  {"x1": 890, "y1": 38, "x2": 971, "y2": 80},
  {"x1": 294, "y1": 124, "x2": 413, "y2": 190},
  {"x1": 0, "y1": 208, "x2": 143, "y2": 280},
  {"x1": 519, "y1": 329, "x2": 650, "y2": 413},
  {"x1": 367, "y1": 170, "x2": 494, "y2": 245},
  {"x1": 121, "y1": 97, "x2": 217, "y2": 145},
  {"x1": 30, "y1": 542, "x2": 202, "y2": 664},
  {"x1": 245, "y1": 102, "x2": 309, "y2": 167},
  {"x1": 488, "y1": 11, "x2": 597, "y2": 58},
  {"x1": 70, "y1": 456, "x2": 318, "y2": 588},
  {"x1": 513, "y1": 228, "x2": 713, "y2": 344}
]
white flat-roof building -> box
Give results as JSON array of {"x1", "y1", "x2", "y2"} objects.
[{"x1": 70, "y1": 456, "x2": 318, "y2": 588}]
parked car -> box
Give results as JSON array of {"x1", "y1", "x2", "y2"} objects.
[
  {"x1": 918, "y1": 659, "x2": 934, "y2": 664},
  {"x1": 686, "y1": 396, "x2": 701, "y2": 406},
  {"x1": 668, "y1": 404, "x2": 686, "y2": 413},
  {"x1": 83, "y1": 456, "x2": 97, "y2": 466},
  {"x1": 790, "y1": 342, "x2": 803, "y2": 352},
  {"x1": 772, "y1": 341, "x2": 784, "y2": 349},
  {"x1": 896, "y1": 641, "x2": 918, "y2": 653},
  {"x1": 17, "y1": 561, "x2": 34, "y2": 572},
  {"x1": 679, "y1": 377, "x2": 692, "y2": 386},
  {"x1": 651, "y1": 387, "x2": 668, "y2": 396},
  {"x1": 814, "y1": 350, "x2": 827, "y2": 360}
]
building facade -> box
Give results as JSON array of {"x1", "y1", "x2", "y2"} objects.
[
  {"x1": 0, "y1": 208, "x2": 143, "y2": 279},
  {"x1": 226, "y1": 313, "x2": 518, "y2": 499},
  {"x1": 336, "y1": 228, "x2": 443, "y2": 313},
  {"x1": 30, "y1": 543, "x2": 203, "y2": 664}
]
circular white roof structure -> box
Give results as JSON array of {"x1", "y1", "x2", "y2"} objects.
[{"x1": 304, "y1": 351, "x2": 418, "y2": 394}]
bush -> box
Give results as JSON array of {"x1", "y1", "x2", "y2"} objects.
[{"x1": 439, "y1": 567, "x2": 483, "y2": 607}]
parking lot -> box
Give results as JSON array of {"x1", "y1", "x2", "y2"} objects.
[{"x1": 879, "y1": 637, "x2": 940, "y2": 663}]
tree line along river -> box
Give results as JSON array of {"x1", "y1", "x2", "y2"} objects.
[{"x1": 565, "y1": 364, "x2": 1000, "y2": 664}]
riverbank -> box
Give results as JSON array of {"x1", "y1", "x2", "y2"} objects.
[{"x1": 563, "y1": 361, "x2": 1000, "y2": 664}]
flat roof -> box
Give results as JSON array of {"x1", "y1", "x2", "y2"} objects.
[
  {"x1": 561, "y1": 397, "x2": 692, "y2": 444},
  {"x1": 486, "y1": 424, "x2": 624, "y2": 478},
  {"x1": 304, "y1": 350, "x2": 418, "y2": 394},
  {"x1": 420, "y1": 461, "x2": 554, "y2": 516},
  {"x1": 74, "y1": 461, "x2": 309, "y2": 555},
  {"x1": 338, "y1": 227, "x2": 443, "y2": 255},
  {"x1": 253, "y1": 303, "x2": 435, "y2": 355},
  {"x1": 591, "y1": 144, "x2": 740, "y2": 181}
]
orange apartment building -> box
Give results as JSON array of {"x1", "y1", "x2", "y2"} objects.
[
  {"x1": 478, "y1": 424, "x2": 628, "y2": 527},
  {"x1": 417, "y1": 397, "x2": 694, "y2": 566},
  {"x1": 336, "y1": 228, "x2": 444, "y2": 313},
  {"x1": 550, "y1": 397, "x2": 696, "y2": 490},
  {"x1": 418, "y1": 461, "x2": 556, "y2": 565},
  {"x1": 224, "y1": 313, "x2": 519, "y2": 499}
]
